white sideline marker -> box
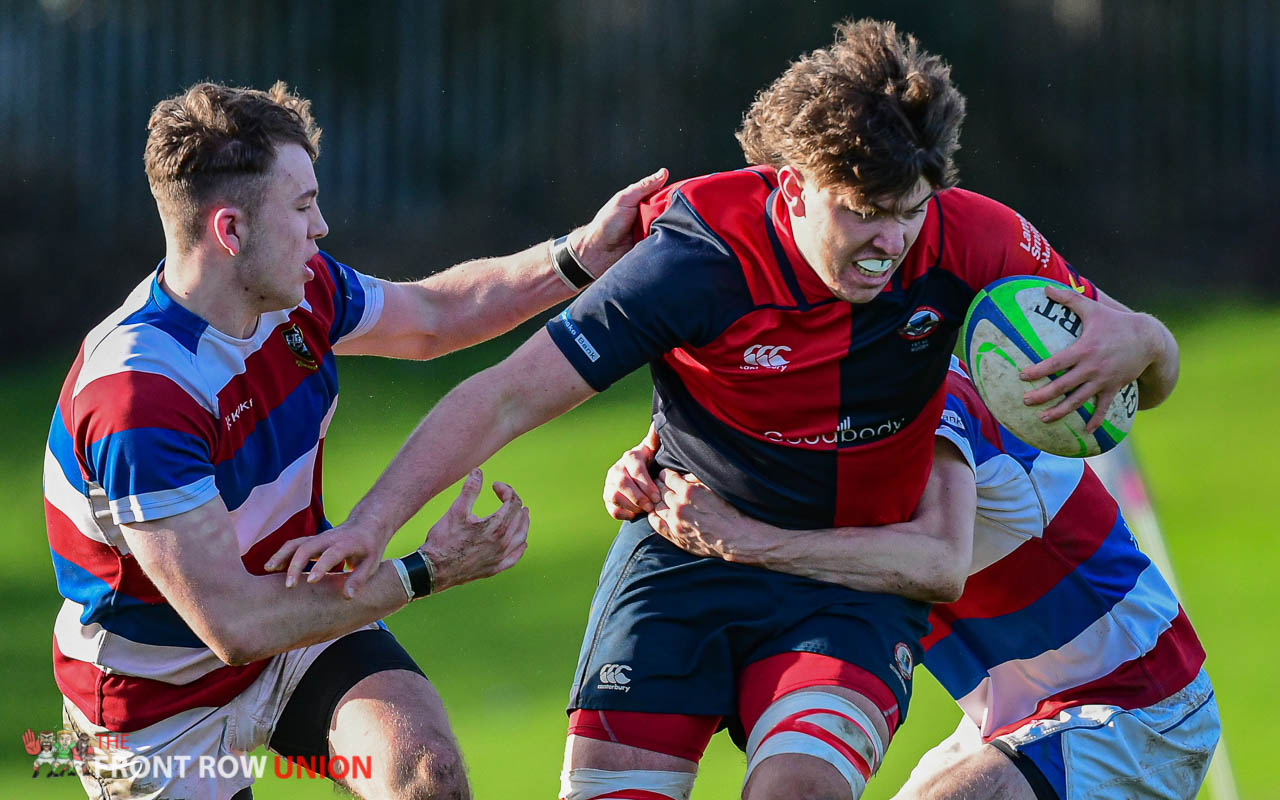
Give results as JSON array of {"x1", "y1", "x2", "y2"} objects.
[{"x1": 1088, "y1": 440, "x2": 1239, "y2": 800}]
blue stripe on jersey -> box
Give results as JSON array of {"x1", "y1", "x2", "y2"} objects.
[
  {"x1": 320, "y1": 252, "x2": 370, "y2": 342},
  {"x1": 925, "y1": 511, "x2": 1152, "y2": 697},
  {"x1": 50, "y1": 549, "x2": 203, "y2": 647},
  {"x1": 215, "y1": 353, "x2": 338, "y2": 511},
  {"x1": 119, "y1": 273, "x2": 209, "y2": 356},
  {"x1": 48, "y1": 407, "x2": 89, "y2": 496},
  {"x1": 943, "y1": 370, "x2": 1050, "y2": 477},
  {"x1": 995, "y1": 424, "x2": 1045, "y2": 473},
  {"x1": 1018, "y1": 734, "x2": 1069, "y2": 799},
  {"x1": 86, "y1": 427, "x2": 213, "y2": 502}
]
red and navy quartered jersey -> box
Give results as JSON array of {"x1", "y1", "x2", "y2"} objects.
[{"x1": 547, "y1": 167, "x2": 1096, "y2": 529}]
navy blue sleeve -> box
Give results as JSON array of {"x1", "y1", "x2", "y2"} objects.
[
  {"x1": 316, "y1": 251, "x2": 384, "y2": 346},
  {"x1": 546, "y1": 193, "x2": 752, "y2": 392}
]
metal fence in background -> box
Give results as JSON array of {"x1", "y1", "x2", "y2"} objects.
[{"x1": 1, "y1": 0, "x2": 1277, "y2": 358}]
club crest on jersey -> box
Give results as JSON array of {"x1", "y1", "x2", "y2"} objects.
[
  {"x1": 282, "y1": 324, "x2": 318, "y2": 370},
  {"x1": 891, "y1": 642, "x2": 914, "y2": 689},
  {"x1": 742, "y1": 344, "x2": 791, "y2": 371},
  {"x1": 897, "y1": 306, "x2": 942, "y2": 342}
]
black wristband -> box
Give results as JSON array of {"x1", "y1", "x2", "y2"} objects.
[
  {"x1": 551, "y1": 235, "x2": 595, "y2": 290},
  {"x1": 399, "y1": 550, "x2": 435, "y2": 599}
]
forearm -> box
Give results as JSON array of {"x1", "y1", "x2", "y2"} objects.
[
  {"x1": 649, "y1": 442, "x2": 975, "y2": 602},
  {"x1": 727, "y1": 519, "x2": 967, "y2": 602},
  {"x1": 1134, "y1": 312, "x2": 1179, "y2": 409},
  {"x1": 348, "y1": 335, "x2": 591, "y2": 548},
  {"x1": 219, "y1": 561, "x2": 410, "y2": 664},
  {"x1": 346, "y1": 375, "x2": 522, "y2": 545},
  {"x1": 418, "y1": 237, "x2": 580, "y2": 356}
]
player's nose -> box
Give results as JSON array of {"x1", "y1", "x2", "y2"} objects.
[
  {"x1": 310, "y1": 205, "x2": 329, "y2": 240},
  {"x1": 870, "y1": 217, "x2": 907, "y2": 257}
]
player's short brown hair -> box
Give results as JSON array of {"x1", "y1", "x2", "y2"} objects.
[
  {"x1": 737, "y1": 19, "x2": 966, "y2": 205},
  {"x1": 144, "y1": 81, "x2": 322, "y2": 252}
]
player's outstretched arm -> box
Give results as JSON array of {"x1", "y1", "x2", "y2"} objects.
[
  {"x1": 268, "y1": 328, "x2": 597, "y2": 595},
  {"x1": 334, "y1": 169, "x2": 667, "y2": 361},
  {"x1": 1019, "y1": 286, "x2": 1179, "y2": 431},
  {"x1": 120, "y1": 470, "x2": 528, "y2": 666},
  {"x1": 608, "y1": 437, "x2": 975, "y2": 603}
]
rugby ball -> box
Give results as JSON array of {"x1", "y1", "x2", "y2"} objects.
[{"x1": 961, "y1": 277, "x2": 1138, "y2": 457}]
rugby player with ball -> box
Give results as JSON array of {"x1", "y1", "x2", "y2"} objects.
[{"x1": 275, "y1": 19, "x2": 1181, "y2": 800}]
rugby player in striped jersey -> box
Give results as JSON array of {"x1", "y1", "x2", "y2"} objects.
[{"x1": 604, "y1": 360, "x2": 1218, "y2": 800}]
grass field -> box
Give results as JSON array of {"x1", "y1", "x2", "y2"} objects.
[{"x1": 2, "y1": 304, "x2": 1276, "y2": 798}]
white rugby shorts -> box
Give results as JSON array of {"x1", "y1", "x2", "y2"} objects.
[{"x1": 905, "y1": 668, "x2": 1219, "y2": 800}]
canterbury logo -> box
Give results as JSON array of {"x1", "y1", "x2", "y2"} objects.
[
  {"x1": 742, "y1": 344, "x2": 791, "y2": 371},
  {"x1": 597, "y1": 663, "x2": 633, "y2": 690}
]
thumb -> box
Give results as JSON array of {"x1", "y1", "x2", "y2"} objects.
[
  {"x1": 451, "y1": 468, "x2": 483, "y2": 515},
  {"x1": 617, "y1": 168, "x2": 668, "y2": 206}
]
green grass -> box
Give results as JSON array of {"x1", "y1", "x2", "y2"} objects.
[{"x1": 2, "y1": 306, "x2": 1275, "y2": 798}]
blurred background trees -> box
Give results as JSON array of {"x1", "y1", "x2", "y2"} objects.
[{"x1": 2, "y1": 0, "x2": 1277, "y2": 362}]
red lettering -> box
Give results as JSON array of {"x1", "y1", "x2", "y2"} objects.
[
  {"x1": 96, "y1": 733, "x2": 128, "y2": 749},
  {"x1": 352, "y1": 755, "x2": 372, "y2": 780},
  {"x1": 274, "y1": 756, "x2": 292, "y2": 779},
  {"x1": 295, "y1": 756, "x2": 318, "y2": 778},
  {"x1": 329, "y1": 755, "x2": 348, "y2": 779}
]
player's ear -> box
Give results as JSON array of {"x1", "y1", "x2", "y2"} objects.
[
  {"x1": 777, "y1": 166, "x2": 807, "y2": 217},
  {"x1": 212, "y1": 206, "x2": 244, "y2": 257}
]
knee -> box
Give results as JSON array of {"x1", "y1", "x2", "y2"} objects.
[
  {"x1": 744, "y1": 754, "x2": 857, "y2": 800},
  {"x1": 389, "y1": 739, "x2": 470, "y2": 800}
]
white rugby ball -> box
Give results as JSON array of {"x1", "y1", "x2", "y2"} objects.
[{"x1": 961, "y1": 277, "x2": 1138, "y2": 457}]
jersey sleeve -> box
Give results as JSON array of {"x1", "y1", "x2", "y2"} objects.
[
  {"x1": 939, "y1": 189, "x2": 1097, "y2": 299},
  {"x1": 546, "y1": 192, "x2": 747, "y2": 392},
  {"x1": 935, "y1": 393, "x2": 981, "y2": 477},
  {"x1": 935, "y1": 365, "x2": 997, "y2": 477},
  {"x1": 73, "y1": 369, "x2": 220, "y2": 525},
  {"x1": 312, "y1": 252, "x2": 385, "y2": 345}
]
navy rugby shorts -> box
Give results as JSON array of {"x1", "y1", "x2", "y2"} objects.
[{"x1": 568, "y1": 519, "x2": 931, "y2": 725}]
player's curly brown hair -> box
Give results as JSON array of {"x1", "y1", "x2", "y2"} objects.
[
  {"x1": 144, "y1": 81, "x2": 322, "y2": 252},
  {"x1": 737, "y1": 19, "x2": 966, "y2": 204}
]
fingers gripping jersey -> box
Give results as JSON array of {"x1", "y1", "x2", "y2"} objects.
[
  {"x1": 44, "y1": 253, "x2": 383, "y2": 732},
  {"x1": 927, "y1": 360, "x2": 1206, "y2": 740},
  {"x1": 547, "y1": 167, "x2": 1095, "y2": 529}
]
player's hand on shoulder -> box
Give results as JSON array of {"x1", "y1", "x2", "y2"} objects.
[
  {"x1": 573, "y1": 168, "x2": 669, "y2": 277},
  {"x1": 1018, "y1": 286, "x2": 1158, "y2": 432},
  {"x1": 420, "y1": 469, "x2": 529, "y2": 592},
  {"x1": 602, "y1": 424, "x2": 662, "y2": 520}
]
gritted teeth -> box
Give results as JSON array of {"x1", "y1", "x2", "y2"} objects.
[{"x1": 855, "y1": 258, "x2": 893, "y2": 275}]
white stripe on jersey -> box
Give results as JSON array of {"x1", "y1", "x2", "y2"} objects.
[
  {"x1": 75, "y1": 323, "x2": 213, "y2": 413},
  {"x1": 227, "y1": 436, "x2": 322, "y2": 554},
  {"x1": 109, "y1": 476, "x2": 220, "y2": 526},
  {"x1": 1029, "y1": 453, "x2": 1085, "y2": 523},
  {"x1": 340, "y1": 277, "x2": 385, "y2": 343},
  {"x1": 937, "y1": 423, "x2": 1089, "y2": 574},
  {"x1": 54, "y1": 601, "x2": 227, "y2": 685},
  {"x1": 44, "y1": 446, "x2": 113, "y2": 545},
  {"x1": 956, "y1": 560, "x2": 1181, "y2": 735}
]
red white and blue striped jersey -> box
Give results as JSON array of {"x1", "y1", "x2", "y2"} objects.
[
  {"x1": 43, "y1": 252, "x2": 382, "y2": 733},
  {"x1": 548, "y1": 167, "x2": 1095, "y2": 530},
  {"x1": 927, "y1": 360, "x2": 1205, "y2": 739}
]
